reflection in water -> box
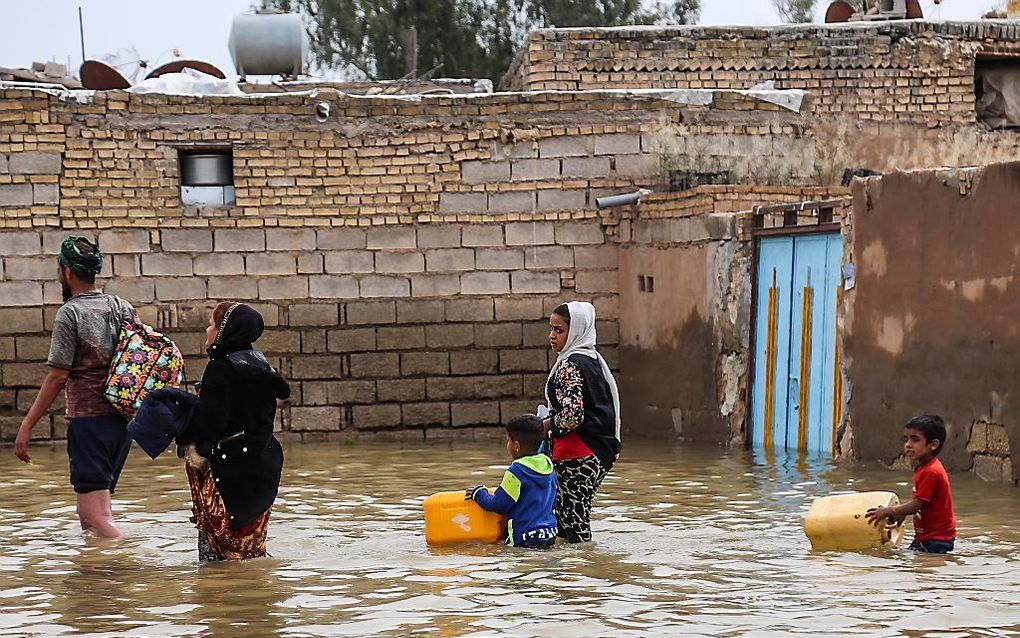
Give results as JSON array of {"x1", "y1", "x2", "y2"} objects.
[
  {"x1": 751, "y1": 446, "x2": 839, "y2": 512},
  {"x1": 2, "y1": 440, "x2": 1020, "y2": 637}
]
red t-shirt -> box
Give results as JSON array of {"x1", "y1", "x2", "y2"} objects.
[
  {"x1": 552, "y1": 431, "x2": 594, "y2": 461},
  {"x1": 913, "y1": 457, "x2": 956, "y2": 542}
]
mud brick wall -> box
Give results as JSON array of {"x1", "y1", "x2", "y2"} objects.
[
  {"x1": 846, "y1": 162, "x2": 1020, "y2": 482},
  {"x1": 968, "y1": 422, "x2": 1013, "y2": 483},
  {"x1": 503, "y1": 21, "x2": 1020, "y2": 125}
]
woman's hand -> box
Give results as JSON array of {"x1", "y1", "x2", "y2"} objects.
[{"x1": 542, "y1": 418, "x2": 552, "y2": 436}]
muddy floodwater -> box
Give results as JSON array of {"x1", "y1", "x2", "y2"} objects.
[{"x1": 2, "y1": 440, "x2": 1020, "y2": 637}]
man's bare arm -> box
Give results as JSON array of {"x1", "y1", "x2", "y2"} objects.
[{"x1": 14, "y1": 367, "x2": 70, "y2": 463}]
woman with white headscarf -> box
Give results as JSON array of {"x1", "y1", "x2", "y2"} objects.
[{"x1": 543, "y1": 301, "x2": 621, "y2": 543}]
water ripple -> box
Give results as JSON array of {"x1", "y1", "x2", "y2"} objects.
[{"x1": 1, "y1": 442, "x2": 1019, "y2": 637}]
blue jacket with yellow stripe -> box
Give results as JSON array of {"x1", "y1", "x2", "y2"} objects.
[{"x1": 472, "y1": 454, "x2": 558, "y2": 547}]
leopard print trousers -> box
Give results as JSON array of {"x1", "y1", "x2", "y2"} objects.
[{"x1": 554, "y1": 455, "x2": 609, "y2": 543}]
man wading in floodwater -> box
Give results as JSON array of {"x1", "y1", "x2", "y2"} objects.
[{"x1": 14, "y1": 236, "x2": 137, "y2": 539}]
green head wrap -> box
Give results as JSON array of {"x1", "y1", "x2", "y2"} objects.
[{"x1": 58, "y1": 236, "x2": 104, "y2": 278}]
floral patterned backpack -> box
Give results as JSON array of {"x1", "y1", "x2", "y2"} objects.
[{"x1": 103, "y1": 303, "x2": 185, "y2": 419}]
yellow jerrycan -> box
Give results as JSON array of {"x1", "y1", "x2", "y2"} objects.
[
  {"x1": 804, "y1": 491, "x2": 906, "y2": 551},
  {"x1": 423, "y1": 491, "x2": 506, "y2": 546}
]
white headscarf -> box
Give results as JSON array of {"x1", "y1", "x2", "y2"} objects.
[{"x1": 544, "y1": 300, "x2": 622, "y2": 442}]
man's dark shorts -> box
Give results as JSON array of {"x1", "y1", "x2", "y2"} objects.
[
  {"x1": 67, "y1": 415, "x2": 131, "y2": 494},
  {"x1": 909, "y1": 538, "x2": 955, "y2": 554}
]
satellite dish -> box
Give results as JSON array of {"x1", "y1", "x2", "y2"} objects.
[
  {"x1": 79, "y1": 60, "x2": 131, "y2": 90},
  {"x1": 145, "y1": 60, "x2": 226, "y2": 80},
  {"x1": 99, "y1": 46, "x2": 154, "y2": 83},
  {"x1": 824, "y1": 1, "x2": 855, "y2": 23}
]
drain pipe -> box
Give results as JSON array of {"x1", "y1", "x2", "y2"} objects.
[
  {"x1": 595, "y1": 189, "x2": 650, "y2": 209},
  {"x1": 315, "y1": 102, "x2": 331, "y2": 122}
]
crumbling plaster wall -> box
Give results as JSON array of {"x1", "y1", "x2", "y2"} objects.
[
  {"x1": 811, "y1": 118, "x2": 1020, "y2": 185},
  {"x1": 616, "y1": 187, "x2": 845, "y2": 444},
  {"x1": 618, "y1": 241, "x2": 731, "y2": 442},
  {"x1": 616, "y1": 231, "x2": 757, "y2": 445},
  {"x1": 844, "y1": 162, "x2": 1020, "y2": 482}
]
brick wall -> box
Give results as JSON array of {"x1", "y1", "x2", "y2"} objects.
[
  {"x1": 968, "y1": 421, "x2": 1013, "y2": 483},
  {"x1": 0, "y1": 87, "x2": 822, "y2": 229},
  {"x1": 6, "y1": 84, "x2": 1018, "y2": 232},
  {"x1": 0, "y1": 221, "x2": 620, "y2": 444},
  {"x1": 0, "y1": 86, "x2": 820, "y2": 444},
  {"x1": 2, "y1": 73, "x2": 1014, "y2": 447},
  {"x1": 503, "y1": 21, "x2": 1020, "y2": 125},
  {"x1": 0, "y1": 187, "x2": 839, "y2": 446}
]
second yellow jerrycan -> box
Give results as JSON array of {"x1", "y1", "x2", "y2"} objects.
[
  {"x1": 804, "y1": 491, "x2": 906, "y2": 551},
  {"x1": 422, "y1": 490, "x2": 506, "y2": 547}
]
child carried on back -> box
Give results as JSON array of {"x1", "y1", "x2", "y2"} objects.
[{"x1": 466, "y1": 415, "x2": 558, "y2": 549}]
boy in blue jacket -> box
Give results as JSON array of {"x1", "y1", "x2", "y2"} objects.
[{"x1": 466, "y1": 415, "x2": 558, "y2": 549}]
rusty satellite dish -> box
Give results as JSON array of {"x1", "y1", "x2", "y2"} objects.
[
  {"x1": 824, "y1": 1, "x2": 855, "y2": 23},
  {"x1": 825, "y1": 0, "x2": 924, "y2": 23},
  {"x1": 145, "y1": 60, "x2": 226, "y2": 80},
  {"x1": 79, "y1": 60, "x2": 131, "y2": 90}
]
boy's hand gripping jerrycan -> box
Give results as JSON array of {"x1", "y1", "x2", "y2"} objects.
[
  {"x1": 423, "y1": 491, "x2": 506, "y2": 546},
  {"x1": 804, "y1": 491, "x2": 906, "y2": 551}
]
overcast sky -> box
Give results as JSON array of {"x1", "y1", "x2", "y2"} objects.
[{"x1": 1, "y1": 1, "x2": 994, "y2": 81}]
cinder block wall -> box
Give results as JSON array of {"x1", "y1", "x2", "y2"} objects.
[
  {"x1": 6, "y1": 88, "x2": 719, "y2": 443},
  {"x1": 0, "y1": 222, "x2": 618, "y2": 443},
  {"x1": 503, "y1": 21, "x2": 1019, "y2": 125}
]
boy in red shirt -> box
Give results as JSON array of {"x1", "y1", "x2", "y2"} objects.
[{"x1": 866, "y1": 415, "x2": 957, "y2": 554}]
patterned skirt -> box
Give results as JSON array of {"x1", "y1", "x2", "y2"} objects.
[
  {"x1": 185, "y1": 461, "x2": 271, "y2": 561},
  {"x1": 553, "y1": 455, "x2": 609, "y2": 544}
]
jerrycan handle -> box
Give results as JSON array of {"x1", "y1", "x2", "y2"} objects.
[{"x1": 882, "y1": 519, "x2": 905, "y2": 545}]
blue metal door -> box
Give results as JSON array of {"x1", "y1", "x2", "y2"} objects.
[{"x1": 752, "y1": 233, "x2": 841, "y2": 455}]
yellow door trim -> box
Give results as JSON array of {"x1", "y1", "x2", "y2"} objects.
[
  {"x1": 832, "y1": 286, "x2": 843, "y2": 457},
  {"x1": 764, "y1": 269, "x2": 779, "y2": 450},
  {"x1": 797, "y1": 285, "x2": 814, "y2": 452}
]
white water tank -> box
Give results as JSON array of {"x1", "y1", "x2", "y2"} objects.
[{"x1": 228, "y1": 12, "x2": 308, "y2": 77}]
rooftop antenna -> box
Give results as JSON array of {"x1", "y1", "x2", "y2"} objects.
[{"x1": 78, "y1": 6, "x2": 86, "y2": 67}]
